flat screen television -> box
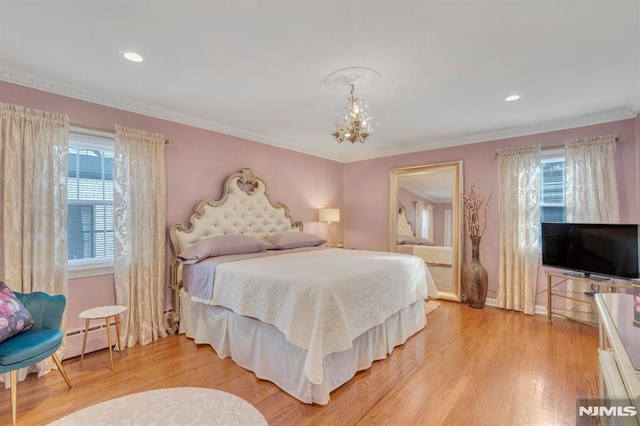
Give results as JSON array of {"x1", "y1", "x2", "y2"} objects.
[{"x1": 541, "y1": 223, "x2": 640, "y2": 280}]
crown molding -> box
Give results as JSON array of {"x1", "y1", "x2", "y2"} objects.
[
  {"x1": 629, "y1": 97, "x2": 640, "y2": 118},
  {"x1": 0, "y1": 68, "x2": 329, "y2": 159},
  {"x1": 343, "y1": 106, "x2": 639, "y2": 162},
  {"x1": 1, "y1": 68, "x2": 637, "y2": 164}
]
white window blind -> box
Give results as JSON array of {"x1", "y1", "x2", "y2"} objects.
[
  {"x1": 541, "y1": 148, "x2": 566, "y2": 223},
  {"x1": 67, "y1": 130, "x2": 114, "y2": 265}
]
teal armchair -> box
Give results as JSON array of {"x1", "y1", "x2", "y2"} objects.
[{"x1": 0, "y1": 291, "x2": 72, "y2": 426}]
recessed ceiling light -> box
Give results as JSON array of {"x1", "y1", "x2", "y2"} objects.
[
  {"x1": 505, "y1": 94, "x2": 521, "y2": 102},
  {"x1": 122, "y1": 51, "x2": 144, "y2": 63}
]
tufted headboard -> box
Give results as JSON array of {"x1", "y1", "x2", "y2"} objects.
[
  {"x1": 167, "y1": 168, "x2": 303, "y2": 331},
  {"x1": 397, "y1": 204, "x2": 415, "y2": 237}
]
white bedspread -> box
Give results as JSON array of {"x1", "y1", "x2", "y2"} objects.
[
  {"x1": 401, "y1": 245, "x2": 453, "y2": 266},
  {"x1": 197, "y1": 248, "x2": 428, "y2": 385}
]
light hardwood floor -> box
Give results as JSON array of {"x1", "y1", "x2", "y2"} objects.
[{"x1": 1, "y1": 301, "x2": 598, "y2": 425}]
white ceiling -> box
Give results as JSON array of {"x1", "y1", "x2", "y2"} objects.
[
  {"x1": 400, "y1": 169, "x2": 454, "y2": 203},
  {"x1": 1, "y1": 1, "x2": 639, "y2": 163}
]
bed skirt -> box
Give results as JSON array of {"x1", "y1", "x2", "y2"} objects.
[{"x1": 179, "y1": 289, "x2": 426, "y2": 404}]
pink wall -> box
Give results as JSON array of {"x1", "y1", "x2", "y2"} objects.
[
  {"x1": 67, "y1": 275, "x2": 116, "y2": 332},
  {"x1": 344, "y1": 119, "x2": 639, "y2": 305},
  {"x1": 1, "y1": 81, "x2": 344, "y2": 320},
  {"x1": 636, "y1": 114, "x2": 640, "y2": 216}
]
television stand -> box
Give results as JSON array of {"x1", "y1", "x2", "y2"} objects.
[
  {"x1": 546, "y1": 271, "x2": 633, "y2": 326},
  {"x1": 562, "y1": 271, "x2": 611, "y2": 282}
]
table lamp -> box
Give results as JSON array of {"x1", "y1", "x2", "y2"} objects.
[{"x1": 319, "y1": 208, "x2": 340, "y2": 247}]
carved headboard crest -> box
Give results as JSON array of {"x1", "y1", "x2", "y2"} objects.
[
  {"x1": 236, "y1": 167, "x2": 260, "y2": 195},
  {"x1": 397, "y1": 204, "x2": 415, "y2": 237}
]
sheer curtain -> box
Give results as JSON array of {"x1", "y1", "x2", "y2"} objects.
[
  {"x1": 565, "y1": 135, "x2": 619, "y2": 223},
  {"x1": 414, "y1": 201, "x2": 433, "y2": 240},
  {"x1": 0, "y1": 102, "x2": 69, "y2": 384},
  {"x1": 425, "y1": 204, "x2": 434, "y2": 240},
  {"x1": 415, "y1": 201, "x2": 425, "y2": 237},
  {"x1": 444, "y1": 210, "x2": 453, "y2": 247},
  {"x1": 114, "y1": 125, "x2": 167, "y2": 347},
  {"x1": 564, "y1": 135, "x2": 619, "y2": 321},
  {"x1": 496, "y1": 145, "x2": 541, "y2": 315}
]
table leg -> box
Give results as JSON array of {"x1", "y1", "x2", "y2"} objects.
[
  {"x1": 106, "y1": 316, "x2": 114, "y2": 370},
  {"x1": 10, "y1": 370, "x2": 17, "y2": 426},
  {"x1": 547, "y1": 274, "x2": 552, "y2": 323},
  {"x1": 80, "y1": 319, "x2": 90, "y2": 367},
  {"x1": 115, "y1": 314, "x2": 123, "y2": 354}
]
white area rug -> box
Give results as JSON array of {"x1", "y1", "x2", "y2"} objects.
[{"x1": 48, "y1": 387, "x2": 268, "y2": 425}]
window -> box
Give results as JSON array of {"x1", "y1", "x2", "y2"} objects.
[
  {"x1": 541, "y1": 149, "x2": 566, "y2": 223},
  {"x1": 419, "y1": 204, "x2": 430, "y2": 238},
  {"x1": 67, "y1": 129, "x2": 115, "y2": 277}
]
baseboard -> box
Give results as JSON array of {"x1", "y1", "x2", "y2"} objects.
[{"x1": 484, "y1": 297, "x2": 548, "y2": 316}]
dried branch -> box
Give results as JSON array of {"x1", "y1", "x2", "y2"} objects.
[{"x1": 463, "y1": 184, "x2": 492, "y2": 238}]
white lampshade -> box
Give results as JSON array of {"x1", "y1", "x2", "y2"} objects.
[{"x1": 319, "y1": 208, "x2": 340, "y2": 223}]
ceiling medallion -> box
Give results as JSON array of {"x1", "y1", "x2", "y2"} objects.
[{"x1": 325, "y1": 67, "x2": 381, "y2": 144}]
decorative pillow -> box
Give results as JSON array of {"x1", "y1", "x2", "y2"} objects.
[
  {"x1": 397, "y1": 234, "x2": 415, "y2": 244},
  {"x1": 178, "y1": 234, "x2": 272, "y2": 264},
  {"x1": 264, "y1": 231, "x2": 326, "y2": 250},
  {"x1": 0, "y1": 281, "x2": 35, "y2": 344},
  {"x1": 398, "y1": 236, "x2": 435, "y2": 246}
]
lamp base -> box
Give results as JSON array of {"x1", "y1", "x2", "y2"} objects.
[{"x1": 325, "y1": 222, "x2": 333, "y2": 248}]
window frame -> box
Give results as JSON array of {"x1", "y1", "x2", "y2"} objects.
[{"x1": 67, "y1": 127, "x2": 115, "y2": 279}]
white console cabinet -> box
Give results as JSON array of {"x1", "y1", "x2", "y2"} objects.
[{"x1": 595, "y1": 293, "x2": 640, "y2": 425}]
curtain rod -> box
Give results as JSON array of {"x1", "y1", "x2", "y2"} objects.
[
  {"x1": 495, "y1": 136, "x2": 619, "y2": 156},
  {"x1": 70, "y1": 123, "x2": 170, "y2": 145},
  {"x1": 543, "y1": 136, "x2": 619, "y2": 151}
]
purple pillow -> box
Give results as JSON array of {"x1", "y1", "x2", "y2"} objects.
[
  {"x1": 178, "y1": 234, "x2": 272, "y2": 264},
  {"x1": 265, "y1": 231, "x2": 326, "y2": 250},
  {"x1": 398, "y1": 236, "x2": 435, "y2": 246},
  {"x1": 0, "y1": 281, "x2": 35, "y2": 344}
]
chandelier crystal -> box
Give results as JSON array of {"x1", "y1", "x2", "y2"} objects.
[{"x1": 331, "y1": 84, "x2": 374, "y2": 144}]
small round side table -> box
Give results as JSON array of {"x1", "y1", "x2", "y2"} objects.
[{"x1": 79, "y1": 305, "x2": 127, "y2": 370}]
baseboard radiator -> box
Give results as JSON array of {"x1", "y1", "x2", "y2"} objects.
[{"x1": 63, "y1": 321, "x2": 118, "y2": 360}]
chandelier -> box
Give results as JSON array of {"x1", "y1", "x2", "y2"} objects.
[
  {"x1": 326, "y1": 66, "x2": 380, "y2": 145},
  {"x1": 331, "y1": 84, "x2": 374, "y2": 144}
]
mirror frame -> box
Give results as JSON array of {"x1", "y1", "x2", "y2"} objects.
[{"x1": 388, "y1": 161, "x2": 464, "y2": 302}]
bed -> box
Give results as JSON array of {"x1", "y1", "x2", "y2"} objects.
[
  {"x1": 168, "y1": 168, "x2": 433, "y2": 404},
  {"x1": 396, "y1": 205, "x2": 451, "y2": 296}
]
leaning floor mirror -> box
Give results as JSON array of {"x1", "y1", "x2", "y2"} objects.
[{"x1": 388, "y1": 161, "x2": 463, "y2": 302}]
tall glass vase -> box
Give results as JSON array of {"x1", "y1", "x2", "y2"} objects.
[{"x1": 464, "y1": 235, "x2": 488, "y2": 308}]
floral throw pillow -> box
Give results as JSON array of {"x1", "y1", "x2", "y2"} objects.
[{"x1": 0, "y1": 281, "x2": 35, "y2": 343}]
